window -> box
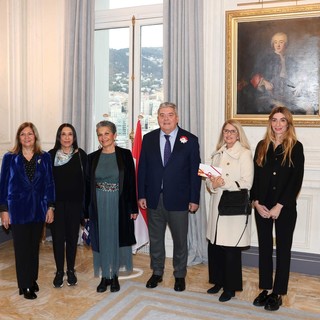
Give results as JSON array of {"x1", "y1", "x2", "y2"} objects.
[
  {"x1": 96, "y1": 0, "x2": 162, "y2": 10},
  {"x1": 94, "y1": 2, "x2": 163, "y2": 149}
]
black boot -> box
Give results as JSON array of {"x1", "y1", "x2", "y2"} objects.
[
  {"x1": 110, "y1": 275, "x2": 120, "y2": 292},
  {"x1": 97, "y1": 277, "x2": 111, "y2": 293}
]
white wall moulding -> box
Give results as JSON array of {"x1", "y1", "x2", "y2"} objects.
[
  {"x1": 0, "y1": 0, "x2": 11, "y2": 153},
  {"x1": 1, "y1": 0, "x2": 65, "y2": 155}
]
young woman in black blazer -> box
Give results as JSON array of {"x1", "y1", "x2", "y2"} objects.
[{"x1": 251, "y1": 105, "x2": 304, "y2": 311}]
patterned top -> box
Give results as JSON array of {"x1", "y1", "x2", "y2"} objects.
[{"x1": 22, "y1": 153, "x2": 36, "y2": 182}]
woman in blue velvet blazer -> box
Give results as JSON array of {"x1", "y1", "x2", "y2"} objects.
[{"x1": 0, "y1": 122, "x2": 55, "y2": 300}]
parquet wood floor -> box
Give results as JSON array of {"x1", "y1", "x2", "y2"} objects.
[{"x1": 0, "y1": 240, "x2": 319, "y2": 319}]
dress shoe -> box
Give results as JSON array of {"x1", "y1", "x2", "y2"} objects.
[
  {"x1": 110, "y1": 275, "x2": 120, "y2": 292},
  {"x1": 97, "y1": 277, "x2": 111, "y2": 293},
  {"x1": 32, "y1": 281, "x2": 39, "y2": 293},
  {"x1": 146, "y1": 274, "x2": 163, "y2": 288},
  {"x1": 219, "y1": 290, "x2": 235, "y2": 302},
  {"x1": 174, "y1": 278, "x2": 186, "y2": 292},
  {"x1": 207, "y1": 284, "x2": 222, "y2": 294},
  {"x1": 253, "y1": 290, "x2": 269, "y2": 307},
  {"x1": 19, "y1": 288, "x2": 37, "y2": 300},
  {"x1": 264, "y1": 293, "x2": 282, "y2": 311}
]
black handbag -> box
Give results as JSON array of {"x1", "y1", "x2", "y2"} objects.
[{"x1": 218, "y1": 182, "x2": 251, "y2": 216}]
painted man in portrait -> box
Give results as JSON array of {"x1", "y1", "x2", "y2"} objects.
[{"x1": 238, "y1": 32, "x2": 318, "y2": 115}]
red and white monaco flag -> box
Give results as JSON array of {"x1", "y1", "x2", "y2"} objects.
[{"x1": 132, "y1": 119, "x2": 149, "y2": 252}]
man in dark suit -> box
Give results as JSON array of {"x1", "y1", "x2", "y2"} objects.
[{"x1": 138, "y1": 102, "x2": 201, "y2": 292}]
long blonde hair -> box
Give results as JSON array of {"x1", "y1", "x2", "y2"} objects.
[
  {"x1": 256, "y1": 105, "x2": 297, "y2": 167},
  {"x1": 10, "y1": 122, "x2": 42, "y2": 155},
  {"x1": 216, "y1": 119, "x2": 251, "y2": 150}
]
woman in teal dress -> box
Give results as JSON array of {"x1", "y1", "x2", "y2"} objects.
[{"x1": 86, "y1": 121, "x2": 138, "y2": 293}]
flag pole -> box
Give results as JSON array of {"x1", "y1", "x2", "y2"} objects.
[{"x1": 129, "y1": 15, "x2": 136, "y2": 146}]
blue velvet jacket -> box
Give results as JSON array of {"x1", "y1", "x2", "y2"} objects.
[{"x1": 0, "y1": 152, "x2": 55, "y2": 224}]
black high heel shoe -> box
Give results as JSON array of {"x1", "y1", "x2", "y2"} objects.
[
  {"x1": 32, "y1": 281, "x2": 39, "y2": 292},
  {"x1": 19, "y1": 288, "x2": 37, "y2": 300},
  {"x1": 96, "y1": 277, "x2": 111, "y2": 293},
  {"x1": 110, "y1": 275, "x2": 120, "y2": 292}
]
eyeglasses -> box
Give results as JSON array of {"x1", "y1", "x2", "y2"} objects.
[{"x1": 223, "y1": 129, "x2": 237, "y2": 135}]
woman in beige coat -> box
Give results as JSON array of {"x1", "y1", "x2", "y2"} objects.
[{"x1": 206, "y1": 120, "x2": 253, "y2": 302}]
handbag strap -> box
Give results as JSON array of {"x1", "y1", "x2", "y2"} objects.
[{"x1": 234, "y1": 180, "x2": 250, "y2": 247}]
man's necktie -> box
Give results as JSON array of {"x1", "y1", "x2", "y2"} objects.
[{"x1": 164, "y1": 135, "x2": 171, "y2": 166}]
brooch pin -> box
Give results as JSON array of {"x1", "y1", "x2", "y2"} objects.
[
  {"x1": 38, "y1": 159, "x2": 41, "y2": 164},
  {"x1": 180, "y1": 136, "x2": 188, "y2": 144}
]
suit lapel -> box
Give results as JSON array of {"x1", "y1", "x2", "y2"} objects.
[
  {"x1": 168, "y1": 127, "x2": 184, "y2": 164},
  {"x1": 152, "y1": 129, "x2": 163, "y2": 166},
  {"x1": 16, "y1": 154, "x2": 32, "y2": 185}
]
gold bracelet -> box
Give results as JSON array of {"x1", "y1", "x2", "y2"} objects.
[{"x1": 48, "y1": 207, "x2": 55, "y2": 211}]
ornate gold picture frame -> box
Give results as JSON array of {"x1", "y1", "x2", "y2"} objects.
[{"x1": 226, "y1": 4, "x2": 320, "y2": 126}]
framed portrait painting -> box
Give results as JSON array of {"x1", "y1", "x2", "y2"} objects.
[{"x1": 226, "y1": 4, "x2": 320, "y2": 126}]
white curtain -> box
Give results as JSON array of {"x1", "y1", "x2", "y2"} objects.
[
  {"x1": 163, "y1": 0, "x2": 207, "y2": 265},
  {"x1": 63, "y1": 0, "x2": 94, "y2": 152}
]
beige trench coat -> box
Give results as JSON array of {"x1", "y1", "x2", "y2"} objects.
[{"x1": 206, "y1": 141, "x2": 254, "y2": 247}]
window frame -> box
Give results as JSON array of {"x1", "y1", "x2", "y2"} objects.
[{"x1": 94, "y1": 4, "x2": 163, "y2": 149}]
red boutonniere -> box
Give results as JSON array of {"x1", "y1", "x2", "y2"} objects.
[{"x1": 180, "y1": 136, "x2": 188, "y2": 144}]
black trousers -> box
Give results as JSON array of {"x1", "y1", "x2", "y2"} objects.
[
  {"x1": 255, "y1": 206, "x2": 297, "y2": 295},
  {"x1": 50, "y1": 201, "x2": 82, "y2": 272},
  {"x1": 11, "y1": 222, "x2": 44, "y2": 289},
  {"x1": 208, "y1": 242, "x2": 243, "y2": 291},
  {"x1": 147, "y1": 194, "x2": 189, "y2": 278}
]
